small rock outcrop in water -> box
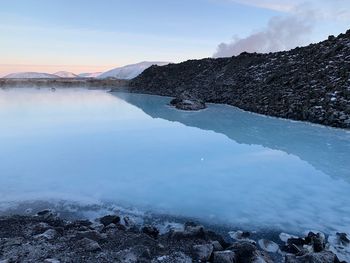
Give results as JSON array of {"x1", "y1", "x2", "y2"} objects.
[
  {"x1": 130, "y1": 29, "x2": 350, "y2": 129},
  {"x1": 170, "y1": 92, "x2": 206, "y2": 111},
  {"x1": 0, "y1": 212, "x2": 347, "y2": 262}
]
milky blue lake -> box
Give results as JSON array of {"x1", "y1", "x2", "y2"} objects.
[{"x1": 0, "y1": 88, "x2": 350, "y2": 234}]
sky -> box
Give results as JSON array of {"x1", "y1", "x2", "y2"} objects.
[{"x1": 0, "y1": 0, "x2": 349, "y2": 77}]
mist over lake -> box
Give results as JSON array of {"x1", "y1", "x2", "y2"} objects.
[{"x1": 1, "y1": 88, "x2": 349, "y2": 234}]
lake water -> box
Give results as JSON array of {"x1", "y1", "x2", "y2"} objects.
[{"x1": 0, "y1": 88, "x2": 350, "y2": 234}]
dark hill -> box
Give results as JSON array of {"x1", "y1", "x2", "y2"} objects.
[{"x1": 129, "y1": 30, "x2": 350, "y2": 129}]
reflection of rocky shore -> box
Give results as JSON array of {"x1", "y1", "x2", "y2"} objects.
[
  {"x1": 113, "y1": 92, "x2": 350, "y2": 182},
  {"x1": 0, "y1": 78, "x2": 128, "y2": 89},
  {"x1": 0, "y1": 210, "x2": 348, "y2": 263}
]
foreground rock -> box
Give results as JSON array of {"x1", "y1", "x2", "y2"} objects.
[
  {"x1": 0, "y1": 213, "x2": 346, "y2": 262},
  {"x1": 130, "y1": 29, "x2": 350, "y2": 129}
]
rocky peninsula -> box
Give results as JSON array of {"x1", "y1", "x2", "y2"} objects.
[
  {"x1": 129, "y1": 30, "x2": 350, "y2": 129},
  {"x1": 0, "y1": 210, "x2": 348, "y2": 263}
]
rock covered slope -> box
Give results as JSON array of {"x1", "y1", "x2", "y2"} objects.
[{"x1": 130, "y1": 30, "x2": 350, "y2": 129}]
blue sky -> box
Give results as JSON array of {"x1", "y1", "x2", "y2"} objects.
[{"x1": 0, "y1": 0, "x2": 349, "y2": 76}]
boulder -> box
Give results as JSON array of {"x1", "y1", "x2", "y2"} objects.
[
  {"x1": 142, "y1": 225, "x2": 160, "y2": 239},
  {"x1": 213, "y1": 250, "x2": 236, "y2": 263},
  {"x1": 76, "y1": 238, "x2": 101, "y2": 252},
  {"x1": 99, "y1": 215, "x2": 120, "y2": 226},
  {"x1": 170, "y1": 96, "x2": 206, "y2": 111},
  {"x1": 285, "y1": 251, "x2": 339, "y2": 263},
  {"x1": 192, "y1": 243, "x2": 214, "y2": 261}
]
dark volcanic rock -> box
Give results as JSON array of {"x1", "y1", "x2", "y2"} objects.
[
  {"x1": 130, "y1": 29, "x2": 350, "y2": 129},
  {"x1": 142, "y1": 225, "x2": 160, "y2": 239},
  {"x1": 285, "y1": 251, "x2": 340, "y2": 263},
  {"x1": 170, "y1": 97, "x2": 206, "y2": 111},
  {"x1": 99, "y1": 214, "x2": 120, "y2": 226}
]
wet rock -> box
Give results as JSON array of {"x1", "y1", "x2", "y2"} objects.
[
  {"x1": 115, "y1": 246, "x2": 151, "y2": 263},
  {"x1": 36, "y1": 209, "x2": 57, "y2": 219},
  {"x1": 76, "y1": 237, "x2": 101, "y2": 252},
  {"x1": 34, "y1": 229, "x2": 58, "y2": 240},
  {"x1": 229, "y1": 230, "x2": 255, "y2": 243},
  {"x1": 327, "y1": 232, "x2": 350, "y2": 262},
  {"x1": 192, "y1": 243, "x2": 214, "y2": 261},
  {"x1": 142, "y1": 225, "x2": 160, "y2": 239},
  {"x1": 213, "y1": 250, "x2": 236, "y2": 263},
  {"x1": 75, "y1": 230, "x2": 107, "y2": 241},
  {"x1": 336, "y1": 232, "x2": 350, "y2": 246},
  {"x1": 280, "y1": 233, "x2": 299, "y2": 243},
  {"x1": 306, "y1": 232, "x2": 325, "y2": 252},
  {"x1": 99, "y1": 215, "x2": 120, "y2": 226},
  {"x1": 228, "y1": 241, "x2": 272, "y2": 263},
  {"x1": 258, "y1": 239, "x2": 280, "y2": 253},
  {"x1": 212, "y1": 240, "x2": 224, "y2": 251},
  {"x1": 44, "y1": 259, "x2": 60, "y2": 263},
  {"x1": 151, "y1": 252, "x2": 192, "y2": 263},
  {"x1": 170, "y1": 97, "x2": 206, "y2": 111},
  {"x1": 285, "y1": 251, "x2": 339, "y2": 263},
  {"x1": 123, "y1": 216, "x2": 136, "y2": 228}
]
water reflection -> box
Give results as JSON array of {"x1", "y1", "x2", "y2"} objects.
[
  {"x1": 0, "y1": 89, "x2": 349, "y2": 234},
  {"x1": 113, "y1": 92, "x2": 350, "y2": 182}
]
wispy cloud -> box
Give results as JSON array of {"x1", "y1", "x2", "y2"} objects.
[
  {"x1": 213, "y1": 0, "x2": 350, "y2": 57},
  {"x1": 213, "y1": 14, "x2": 312, "y2": 57},
  {"x1": 228, "y1": 0, "x2": 298, "y2": 12}
]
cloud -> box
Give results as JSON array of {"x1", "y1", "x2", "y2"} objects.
[
  {"x1": 229, "y1": 0, "x2": 299, "y2": 12},
  {"x1": 213, "y1": 0, "x2": 350, "y2": 58},
  {"x1": 213, "y1": 15, "x2": 312, "y2": 57}
]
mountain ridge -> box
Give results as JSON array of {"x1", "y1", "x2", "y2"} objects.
[{"x1": 98, "y1": 61, "x2": 170, "y2": 79}]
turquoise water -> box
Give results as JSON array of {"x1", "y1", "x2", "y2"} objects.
[{"x1": 0, "y1": 88, "x2": 349, "y2": 233}]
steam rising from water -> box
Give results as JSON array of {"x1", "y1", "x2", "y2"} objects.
[{"x1": 213, "y1": 15, "x2": 312, "y2": 57}]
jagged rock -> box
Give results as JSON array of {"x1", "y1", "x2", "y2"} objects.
[
  {"x1": 36, "y1": 209, "x2": 57, "y2": 219},
  {"x1": 99, "y1": 215, "x2": 120, "y2": 226},
  {"x1": 327, "y1": 232, "x2": 350, "y2": 262},
  {"x1": 142, "y1": 225, "x2": 160, "y2": 239},
  {"x1": 306, "y1": 232, "x2": 325, "y2": 252},
  {"x1": 212, "y1": 240, "x2": 224, "y2": 251},
  {"x1": 151, "y1": 252, "x2": 192, "y2": 263},
  {"x1": 285, "y1": 251, "x2": 339, "y2": 263},
  {"x1": 34, "y1": 229, "x2": 58, "y2": 240},
  {"x1": 213, "y1": 250, "x2": 236, "y2": 263},
  {"x1": 75, "y1": 230, "x2": 107, "y2": 241},
  {"x1": 76, "y1": 238, "x2": 101, "y2": 252},
  {"x1": 280, "y1": 233, "x2": 299, "y2": 243},
  {"x1": 258, "y1": 239, "x2": 280, "y2": 253},
  {"x1": 228, "y1": 241, "x2": 272, "y2": 263},
  {"x1": 192, "y1": 243, "x2": 214, "y2": 261},
  {"x1": 115, "y1": 246, "x2": 151, "y2": 263}
]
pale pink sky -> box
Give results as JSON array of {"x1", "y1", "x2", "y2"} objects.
[{"x1": 0, "y1": 64, "x2": 116, "y2": 77}]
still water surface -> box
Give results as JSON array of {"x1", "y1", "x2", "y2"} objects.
[{"x1": 0, "y1": 88, "x2": 349, "y2": 233}]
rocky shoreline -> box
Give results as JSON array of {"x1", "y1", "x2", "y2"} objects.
[
  {"x1": 129, "y1": 30, "x2": 350, "y2": 129},
  {"x1": 0, "y1": 211, "x2": 348, "y2": 263}
]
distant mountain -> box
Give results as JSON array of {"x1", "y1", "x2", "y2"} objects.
[
  {"x1": 3, "y1": 72, "x2": 60, "y2": 79},
  {"x1": 98, "y1": 62, "x2": 169, "y2": 79},
  {"x1": 78, "y1": 72, "x2": 103, "y2": 78},
  {"x1": 54, "y1": 71, "x2": 78, "y2": 78}
]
